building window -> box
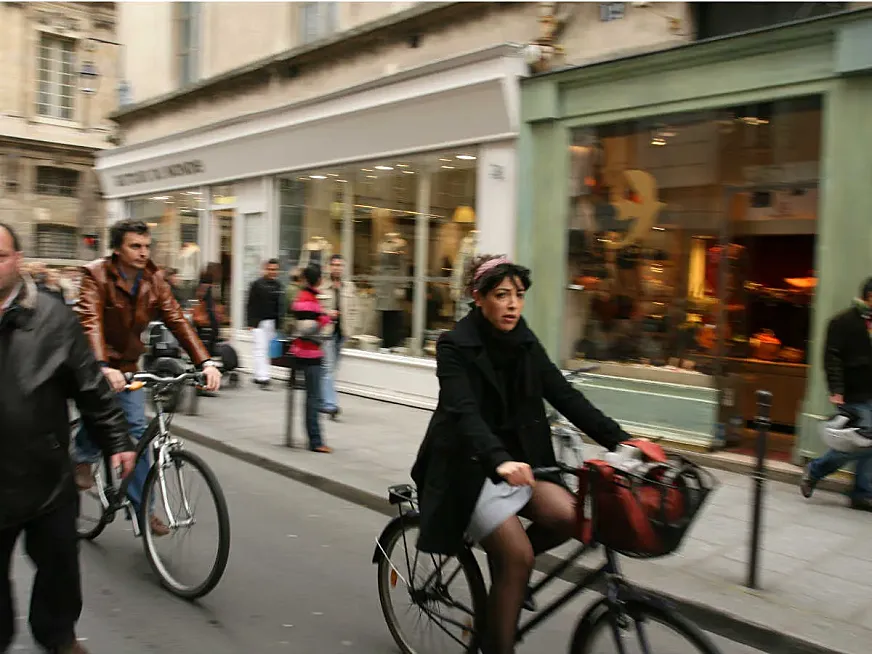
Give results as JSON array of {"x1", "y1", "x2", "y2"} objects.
[
  {"x1": 37, "y1": 34, "x2": 75, "y2": 120},
  {"x1": 299, "y1": 2, "x2": 338, "y2": 44},
  {"x1": 35, "y1": 224, "x2": 78, "y2": 260},
  {"x1": 277, "y1": 148, "x2": 478, "y2": 357},
  {"x1": 35, "y1": 166, "x2": 79, "y2": 197},
  {"x1": 695, "y1": 3, "x2": 845, "y2": 40},
  {"x1": 175, "y1": 2, "x2": 201, "y2": 87},
  {"x1": 564, "y1": 96, "x2": 822, "y2": 443}
]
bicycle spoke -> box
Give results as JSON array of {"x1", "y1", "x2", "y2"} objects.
[{"x1": 635, "y1": 615, "x2": 653, "y2": 654}]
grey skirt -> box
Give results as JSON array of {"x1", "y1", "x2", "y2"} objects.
[{"x1": 466, "y1": 479, "x2": 533, "y2": 544}]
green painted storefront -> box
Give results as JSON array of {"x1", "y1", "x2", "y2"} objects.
[{"x1": 517, "y1": 9, "x2": 872, "y2": 460}]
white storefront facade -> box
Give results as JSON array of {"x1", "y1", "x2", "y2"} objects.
[{"x1": 95, "y1": 45, "x2": 526, "y2": 408}]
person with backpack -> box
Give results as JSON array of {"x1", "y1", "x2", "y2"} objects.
[{"x1": 291, "y1": 264, "x2": 333, "y2": 454}]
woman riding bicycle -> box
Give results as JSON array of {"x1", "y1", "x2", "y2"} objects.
[{"x1": 411, "y1": 255, "x2": 631, "y2": 654}]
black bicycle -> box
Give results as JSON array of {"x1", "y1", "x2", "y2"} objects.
[
  {"x1": 373, "y1": 461, "x2": 719, "y2": 654},
  {"x1": 75, "y1": 368, "x2": 231, "y2": 600}
]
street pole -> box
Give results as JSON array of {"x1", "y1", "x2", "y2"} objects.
[{"x1": 746, "y1": 389, "x2": 772, "y2": 589}]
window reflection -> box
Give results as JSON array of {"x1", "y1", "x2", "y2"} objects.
[
  {"x1": 277, "y1": 150, "x2": 478, "y2": 356},
  {"x1": 565, "y1": 96, "x2": 822, "y2": 442}
]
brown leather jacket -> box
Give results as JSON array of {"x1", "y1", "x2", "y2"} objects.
[{"x1": 75, "y1": 257, "x2": 209, "y2": 373}]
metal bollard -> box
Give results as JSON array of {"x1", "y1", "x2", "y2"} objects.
[
  {"x1": 284, "y1": 365, "x2": 297, "y2": 448},
  {"x1": 746, "y1": 389, "x2": 772, "y2": 589}
]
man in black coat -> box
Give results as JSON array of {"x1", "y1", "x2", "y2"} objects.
[
  {"x1": 0, "y1": 223, "x2": 135, "y2": 654},
  {"x1": 245, "y1": 258, "x2": 282, "y2": 388},
  {"x1": 802, "y1": 278, "x2": 872, "y2": 510}
]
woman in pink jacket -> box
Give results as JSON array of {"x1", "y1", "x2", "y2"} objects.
[{"x1": 291, "y1": 264, "x2": 333, "y2": 453}]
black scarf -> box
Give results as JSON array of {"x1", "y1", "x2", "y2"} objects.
[{"x1": 471, "y1": 308, "x2": 533, "y2": 424}]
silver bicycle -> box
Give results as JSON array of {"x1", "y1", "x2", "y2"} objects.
[{"x1": 75, "y1": 368, "x2": 231, "y2": 600}]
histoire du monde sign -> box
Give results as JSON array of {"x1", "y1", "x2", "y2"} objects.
[{"x1": 113, "y1": 160, "x2": 204, "y2": 187}]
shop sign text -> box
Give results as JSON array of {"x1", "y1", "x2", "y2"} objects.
[{"x1": 114, "y1": 160, "x2": 205, "y2": 188}]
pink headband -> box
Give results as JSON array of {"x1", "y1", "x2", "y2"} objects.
[{"x1": 473, "y1": 257, "x2": 511, "y2": 284}]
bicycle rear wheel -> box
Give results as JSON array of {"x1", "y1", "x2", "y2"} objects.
[
  {"x1": 570, "y1": 598, "x2": 722, "y2": 654},
  {"x1": 141, "y1": 448, "x2": 231, "y2": 599},
  {"x1": 376, "y1": 513, "x2": 487, "y2": 654},
  {"x1": 76, "y1": 460, "x2": 110, "y2": 541}
]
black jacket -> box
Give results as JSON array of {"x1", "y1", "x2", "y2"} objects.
[
  {"x1": 825, "y1": 304, "x2": 872, "y2": 404},
  {"x1": 411, "y1": 313, "x2": 630, "y2": 555},
  {"x1": 0, "y1": 276, "x2": 132, "y2": 529},
  {"x1": 246, "y1": 277, "x2": 282, "y2": 328}
]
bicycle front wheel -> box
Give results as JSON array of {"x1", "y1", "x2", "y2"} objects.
[
  {"x1": 376, "y1": 513, "x2": 487, "y2": 654},
  {"x1": 571, "y1": 598, "x2": 722, "y2": 654},
  {"x1": 141, "y1": 448, "x2": 231, "y2": 599}
]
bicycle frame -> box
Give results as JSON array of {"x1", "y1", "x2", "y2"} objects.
[
  {"x1": 96, "y1": 390, "x2": 195, "y2": 537},
  {"x1": 378, "y1": 487, "x2": 652, "y2": 648}
]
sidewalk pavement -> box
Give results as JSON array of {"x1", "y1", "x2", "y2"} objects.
[{"x1": 163, "y1": 379, "x2": 872, "y2": 654}]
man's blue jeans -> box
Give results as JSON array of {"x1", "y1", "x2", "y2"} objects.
[
  {"x1": 320, "y1": 335, "x2": 343, "y2": 413},
  {"x1": 808, "y1": 400, "x2": 872, "y2": 500},
  {"x1": 73, "y1": 388, "x2": 151, "y2": 512}
]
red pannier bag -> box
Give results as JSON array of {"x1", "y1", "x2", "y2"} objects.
[{"x1": 576, "y1": 439, "x2": 716, "y2": 558}]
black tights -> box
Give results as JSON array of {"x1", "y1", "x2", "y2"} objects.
[{"x1": 479, "y1": 482, "x2": 577, "y2": 654}]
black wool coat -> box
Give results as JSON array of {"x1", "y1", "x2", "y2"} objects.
[{"x1": 411, "y1": 313, "x2": 629, "y2": 555}]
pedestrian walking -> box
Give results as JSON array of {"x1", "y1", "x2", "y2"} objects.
[
  {"x1": 246, "y1": 258, "x2": 282, "y2": 389},
  {"x1": 291, "y1": 263, "x2": 333, "y2": 453},
  {"x1": 802, "y1": 277, "x2": 872, "y2": 510},
  {"x1": 0, "y1": 222, "x2": 135, "y2": 654}
]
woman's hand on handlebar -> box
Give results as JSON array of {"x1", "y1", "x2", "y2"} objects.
[{"x1": 496, "y1": 461, "x2": 535, "y2": 487}]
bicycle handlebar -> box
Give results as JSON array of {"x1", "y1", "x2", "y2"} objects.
[
  {"x1": 124, "y1": 370, "x2": 205, "y2": 390},
  {"x1": 533, "y1": 463, "x2": 580, "y2": 478}
]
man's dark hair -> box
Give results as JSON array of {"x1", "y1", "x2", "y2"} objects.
[
  {"x1": 302, "y1": 263, "x2": 322, "y2": 288},
  {"x1": 0, "y1": 222, "x2": 22, "y2": 252},
  {"x1": 266, "y1": 258, "x2": 279, "y2": 267},
  {"x1": 861, "y1": 278, "x2": 872, "y2": 301},
  {"x1": 330, "y1": 254, "x2": 344, "y2": 263},
  {"x1": 110, "y1": 219, "x2": 150, "y2": 250}
]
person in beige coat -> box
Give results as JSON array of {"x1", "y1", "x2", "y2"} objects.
[{"x1": 319, "y1": 255, "x2": 359, "y2": 419}]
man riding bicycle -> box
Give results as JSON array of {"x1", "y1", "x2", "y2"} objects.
[{"x1": 72, "y1": 219, "x2": 221, "y2": 536}]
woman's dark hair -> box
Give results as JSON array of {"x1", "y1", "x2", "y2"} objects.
[
  {"x1": 199, "y1": 267, "x2": 213, "y2": 285},
  {"x1": 302, "y1": 263, "x2": 322, "y2": 288},
  {"x1": 110, "y1": 219, "x2": 150, "y2": 249},
  {"x1": 465, "y1": 254, "x2": 532, "y2": 297}
]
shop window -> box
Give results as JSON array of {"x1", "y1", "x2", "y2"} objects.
[
  {"x1": 174, "y1": 2, "x2": 201, "y2": 87},
  {"x1": 277, "y1": 149, "x2": 477, "y2": 357},
  {"x1": 37, "y1": 34, "x2": 75, "y2": 120},
  {"x1": 565, "y1": 96, "x2": 822, "y2": 451},
  {"x1": 35, "y1": 166, "x2": 79, "y2": 197},
  {"x1": 127, "y1": 189, "x2": 203, "y2": 296},
  {"x1": 35, "y1": 224, "x2": 77, "y2": 260}
]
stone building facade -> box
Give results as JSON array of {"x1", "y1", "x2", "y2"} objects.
[{"x1": 0, "y1": 1, "x2": 120, "y2": 263}]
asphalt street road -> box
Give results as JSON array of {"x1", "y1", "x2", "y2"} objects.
[{"x1": 8, "y1": 444, "x2": 767, "y2": 653}]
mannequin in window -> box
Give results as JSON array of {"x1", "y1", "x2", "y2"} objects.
[
  {"x1": 297, "y1": 236, "x2": 334, "y2": 275},
  {"x1": 452, "y1": 229, "x2": 478, "y2": 322},
  {"x1": 375, "y1": 231, "x2": 408, "y2": 348},
  {"x1": 177, "y1": 242, "x2": 201, "y2": 303}
]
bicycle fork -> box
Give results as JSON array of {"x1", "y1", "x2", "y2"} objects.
[{"x1": 154, "y1": 440, "x2": 196, "y2": 530}]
